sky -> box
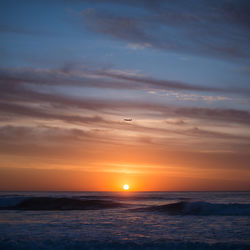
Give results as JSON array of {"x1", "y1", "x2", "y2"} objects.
[{"x1": 0, "y1": 0, "x2": 250, "y2": 191}]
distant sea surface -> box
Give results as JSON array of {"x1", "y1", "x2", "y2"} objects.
[{"x1": 0, "y1": 191, "x2": 250, "y2": 249}]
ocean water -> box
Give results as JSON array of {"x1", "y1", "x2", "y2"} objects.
[{"x1": 0, "y1": 191, "x2": 250, "y2": 249}]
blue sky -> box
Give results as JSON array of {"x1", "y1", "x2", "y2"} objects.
[{"x1": 1, "y1": 0, "x2": 250, "y2": 86}]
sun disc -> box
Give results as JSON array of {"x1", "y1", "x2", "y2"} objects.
[{"x1": 123, "y1": 184, "x2": 129, "y2": 190}]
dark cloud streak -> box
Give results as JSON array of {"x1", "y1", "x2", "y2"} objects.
[
  {"x1": 81, "y1": 0, "x2": 250, "y2": 61},
  {"x1": 1, "y1": 67, "x2": 249, "y2": 95},
  {"x1": 1, "y1": 92, "x2": 250, "y2": 126}
]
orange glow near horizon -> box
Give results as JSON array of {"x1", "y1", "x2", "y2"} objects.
[
  {"x1": 0, "y1": 139, "x2": 250, "y2": 191},
  {"x1": 1, "y1": 159, "x2": 250, "y2": 191}
]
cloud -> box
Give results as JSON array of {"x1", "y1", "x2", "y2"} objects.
[
  {"x1": 127, "y1": 43, "x2": 152, "y2": 50},
  {"x1": 0, "y1": 102, "x2": 114, "y2": 126},
  {"x1": 180, "y1": 126, "x2": 249, "y2": 141},
  {"x1": 171, "y1": 106, "x2": 250, "y2": 126},
  {"x1": 0, "y1": 64, "x2": 250, "y2": 156},
  {"x1": 1, "y1": 91, "x2": 250, "y2": 128},
  {"x1": 1, "y1": 66, "x2": 249, "y2": 96},
  {"x1": 1, "y1": 65, "x2": 250, "y2": 126},
  {"x1": 165, "y1": 119, "x2": 186, "y2": 126},
  {"x1": 0, "y1": 122, "x2": 250, "y2": 164},
  {"x1": 0, "y1": 125, "x2": 96, "y2": 143},
  {"x1": 81, "y1": 0, "x2": 250, "y2": 61},
  {"x1": 98, "y1": 70, "x2": 227, "y2": 93},
  {"x1": 0, "y1": 124, "x2": 250, "y2": 174}
]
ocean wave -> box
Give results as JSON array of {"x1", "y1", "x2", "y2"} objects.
[
  {"x1": 0, "y1": 194, "x2": 188, "y2": 208},
  {"x1": 76, "y1": 195, "x2": 184, "y2": 201},
  {"x1": 1, "y1": 196, "x2": 250, "y2": 215},
  {"x1": 0, "y1": 197, "x2": 125, "y2": 210},
  {"x1": 135, "y1": 201, "x2": 250, "y2": 216}
]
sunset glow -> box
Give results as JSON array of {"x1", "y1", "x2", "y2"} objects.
[
  {"x1": 1, "y1": 2, "x2": 250, "y2": 250},
  {"x1": 0, "y1": 0, "x2": 249, "y2": 192}
]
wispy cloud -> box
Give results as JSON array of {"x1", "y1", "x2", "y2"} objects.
[
  {"x1": 1, "y1": 86, "x2": 250, "y2": 130},
  {"x1": 127, "y1": 43, "x2": 152, "y2": 50},
  {"x1": 1, "y1": 66, "x2": 250, "y2": 96},
  {"x1": 81, "y1": 0, "x2": 250, "y2": 61}
]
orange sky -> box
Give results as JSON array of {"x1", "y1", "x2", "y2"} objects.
[{"x1": 0, "y1": 129, "x2": 250, "y2": 191}]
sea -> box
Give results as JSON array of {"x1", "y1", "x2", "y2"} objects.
[{"x1": 0, "y1": 191, "x2": 250, "y2": 250}]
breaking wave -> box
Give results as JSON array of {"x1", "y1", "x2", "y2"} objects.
[
  {"x1": 136, "y1": 201, "x2": 250, "y2": 216},
  {"x1": 1, "y1": 196, "x2": 250, "y2": 215},
  {"x1": 0, "y1": 193, "x2": 189, "y2": 208},
  {"x1": 77, "y1": 195, "x2": 178, "y2": 201},
  {"x1": 0, "y1": 197, "x2": 125, "y2": 210}
]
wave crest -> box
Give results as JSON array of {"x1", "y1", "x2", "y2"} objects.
[
  {"x1": 135, "y1": 201, "x2": 250, "y2": 216},
  {"x1": 1, "y1": 197, "x2": 124, "y2": 210}
]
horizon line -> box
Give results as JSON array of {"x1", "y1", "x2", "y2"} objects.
[{"x1": 1, "y1": 190, "x2": 250, "y2": 192}]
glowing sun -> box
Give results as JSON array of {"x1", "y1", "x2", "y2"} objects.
[{"x1": 123, "y1": 184, "x2": 130, "y2": 190}]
